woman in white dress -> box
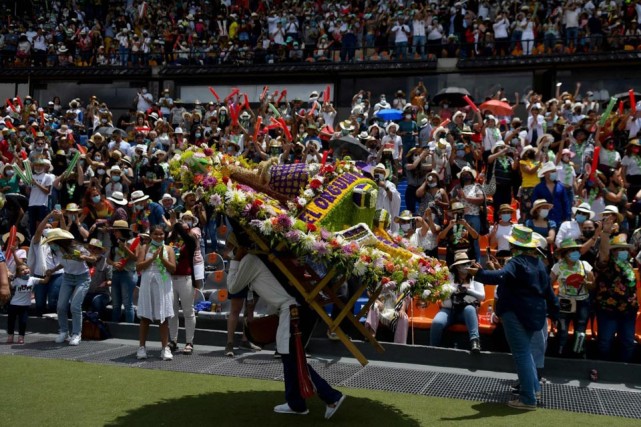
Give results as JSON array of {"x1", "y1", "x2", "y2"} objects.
[{"x1": 135, "y1": 225, "x2": 176, "y2": 361}]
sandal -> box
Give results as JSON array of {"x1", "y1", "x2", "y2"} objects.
[
  {"x1": 183, "y1": 343, "x2": 193, "y2": 355},
  {"x1": 17, "y1": 336, "x2": 24, "y2": 345},
  {"x1": 168, "y1": 341, "x2": 178, "y2": 352}
]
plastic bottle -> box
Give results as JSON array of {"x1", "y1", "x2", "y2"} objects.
[{"x1": 486, "y1": 304, "x2": 493, "y2": 323}]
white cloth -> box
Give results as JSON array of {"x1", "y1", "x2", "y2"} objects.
[
  {"x1": 10, "y1": 277, "x2": 43, "y2": 306},
  {"x1": 555, "y1": 220, "x2": 582, "y2": 248},
  {"x1": 496, "y1": 223, "x2": 515, "y2": 252},
  {"x1": 169, "y1": 275, "x2": 195, "y2": 343},
  {"x1": 227, "y1": 254, "x2": 297, "y2": 354},
  {"x1": 53, "y1": 246, "x2": 90, "y2": 275},
  {"x1": 440, "y1": 279, "x2": 485, "y2": 309},
  {"x1": 6, "y1": 249, "x2": 26, "y2": 275},
  {"x1": 409, "y1": 227, "x2": 438, "y2": 251},
  {"x1": 622, "y1": 155, "x2": 641, "y2": 176},
  {"x1": 29, "y1": 172, "x2": 54, "y2": 207},
  {"x1": 376, "y1": 181, "x2": 401, "y2": 233},
  {"x1": 137, "y1": 245, "x2": 174, "y2": 322}
]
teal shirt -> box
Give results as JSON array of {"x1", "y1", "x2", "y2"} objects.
[{"x1": 0, "y1": 175, "x2": 20, "y2": 193}]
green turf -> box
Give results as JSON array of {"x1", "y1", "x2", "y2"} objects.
[{"x1": 0, "y1": 355, "x2": 636, "y2": 426}]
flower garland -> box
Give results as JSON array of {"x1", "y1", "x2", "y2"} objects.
[{"x1": 614, "y1": 258, "x2": 636, "y2": 288}]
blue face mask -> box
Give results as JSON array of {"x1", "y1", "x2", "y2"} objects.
[
  {"x1": 617, "y1": 251, "x2": 629, "y2": 261},
  {"x1": 548, "y1": 172, "x2": 557, "y2": 181},
  {"x1": 150, "y1": 240, "x2": 163, "y2": 247},
  {"x1": 49, "y1": 243, "x2": 59, "y2": 252},
  {"x1": 111, "y1": 175, "x2": 121, "y2": 182},
  {"x1": 135, "y1": 204, "x2": 144, "y2": 211},
  {"x1": 91, "y1": 195, "x2": 101, "y2": 204},
  {"x1": 575, "y1": 213, "x2": 587, "y2": 223},
  {"x1": 500, "y1": 213, "x2": 512, "y2": 222},
  {"x1": 456, "y1": 149, "x2": 466, "y2": 158},
  {"x1": 567, "y1": 251, "x2": 581, "y2": 262}
]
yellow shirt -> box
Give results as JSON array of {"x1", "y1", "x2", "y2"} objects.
[{"x1": 520, "y1": 159, "x2": 540, "y2": 188}]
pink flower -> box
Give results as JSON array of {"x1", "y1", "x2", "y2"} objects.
[
  {"x1": 202, "y1": 176, "x2": 218, "y2": 188},
  {"x1": 312, "y1": 240, "x2": 329, "y2": 255},
  {"x1": 285, "y1": 230, "x2": 301, "y2": 242}
]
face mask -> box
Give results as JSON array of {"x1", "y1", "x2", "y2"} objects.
[
  {"x1": 49, "y1": 243, "x2": 59, "y2": 251},
  {"x1": 69, "y1": 214, "x2": 76, "y2": 222},
  {"x1": 5, "y1": 170, "x2": 14, "y2": 177},
  {"x1": 185, "y1": 221, "x2": 193, "y2": 228},
  {"x1": 195, "y1": 133, "x2": 201, "y2": 138},
  {"x1": 375, "y1": 174, "x2": 384, "y2": 181},
  {"x1": 97, "y1": 169, "x2": 105, "y2": 176},
  {"x1": 500, "y1": 213, "x2": 512, "y2": 222},
  {"x1": 456, "y1": 150, "x2": 466, "y2": 158},
  {"x1": 95, "y1": 156, "x2": 102, "y2": 162},
  {"x1": 583, "y1": 230, "x2": 595, "y2": 239},
  {"x1": 36, "y1": 147, "x2": 44, "y2": 152},
  {"x1": 341, "y1": 129, "x2": 350, "y2": 136},
  {"x1": 562, "y1": 156, "x2": 570, "y2": 163},
  {"x1": 548, "y1": 172, "x2": 557, "y2": 181},
  {"x1": 111, "y1": 175, "x2": 121, "y2": 182},
  {"x1": 443, "y1": 104, "x2": 449, "y2": 109},
  {"x1": 135, "y1": 204, "x2": 144, "y2": 211},
  {"x1": 428, "y1": 182, "x2": 437, "y2": 188},
  {"x1": 538, "y1": 209, "x2": 549, "y2": 219},
  {"x1": 617, "y1": 251, "x2": 629, "y2": 261},
  {"x1": 150, "y1": 239, "x2": 162, "y2": 247},
  {"x1": 400, "y1": 223, "x2": 412, "y2": 232},
  {"x1": 91, "y1": 195, "x2": 101, "y2": 204},
  {"x1": 461, "y1": 176, "x2": 472, "y2": 184},
  {"x1": 228, "y1": 248, "x2": 236, "y2": 259},
  {"x1": 567, "y1": 251, "x2": 581, "y2": 262},
  {"x1": 405, "y1": 114, "x2": 412, "y2": 120},
  {"x1": 575, "y1": 213, "x2": 587, "y2": 223}
]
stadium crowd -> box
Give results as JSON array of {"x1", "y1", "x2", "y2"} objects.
[
  {"x1": 1, "y1": 78, "x2": 640, "y2": 368},
  {"x1": 4, "y1": 0, "x2": 641, "y2": 67}
]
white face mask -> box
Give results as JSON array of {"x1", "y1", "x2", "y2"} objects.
[{"x1": 400, "y1": 223, "x2": 412, "y2": 232}]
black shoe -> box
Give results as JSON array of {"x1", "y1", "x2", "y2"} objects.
[
  {"x1": 168, "y1": 341, "x2": 178, "y2": 352},
  {"x1": 510, "y1": 383, "x2": 520, "y2": 395},
  {"x1": 470, "y1": 338, "x2": 481, "y2": 353}
]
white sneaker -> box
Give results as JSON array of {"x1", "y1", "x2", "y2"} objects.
[
  {"x1": 68, "y1": 334, "x2": 81, "y2": 346},
  {"x1": 161, "y1": 346, "x2": 173, "y2": 361},
  {"x1": 273, "y1": 403, "x2": 309, "y2": 415},
  {"x1": 136, "y1": 346, "x2": 148, "y2": 360},
  {"x1": 325, "y1": 395, "x2": 346, "y2": 419},
  {"x1": 55, "y1": 333, "x2": 69, "y2": 344}
]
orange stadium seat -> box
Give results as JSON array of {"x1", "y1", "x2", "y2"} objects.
[{"x1": 409, "y1": 299, "x2": 440, "y2": 329}]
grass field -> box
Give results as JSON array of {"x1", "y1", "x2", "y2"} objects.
[{"x1": 0, "y1": 355, "x2": 636, "y2": 427}]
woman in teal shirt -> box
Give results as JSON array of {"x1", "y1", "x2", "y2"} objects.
[{"x1": 0, "y1": 164, "x2": 20, "y2": 194}]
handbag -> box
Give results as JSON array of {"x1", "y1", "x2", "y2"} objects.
[
  {"x1": 558, "y1": 297, "x2": 577, "y2": 314},
  {"x1": 482, "y1": 162, "x2": 497, "y2": 196},
  {"x1": 244, "y1": 314, "x2": 279, "y2": 346}
]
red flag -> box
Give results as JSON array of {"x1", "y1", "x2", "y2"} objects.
[
  {"x1": 208, "y1": 87, "x2": 221, "y2": 103},
  {"x1": 259, "y1": 86, "x2": 269, "y2": 101},
  {"x1": 224, "y1": 88, "x2": 240, "y2": 104},
  {"x1": 278, "y1": 117, "x2": 292, "y2": 142},
  {"x1": 253, "y1": 116, "x2": 263, "y2": 142},
  {"x1": 4, "y1": 119, "x2": 14, "y2": 129},
  {"x1": 618, "y1": 100, "x2": 624, "y2": 115},
  {"x1": 39, "y1": 110, "x2": 45, "y2": 128},
  {"x1": 76, "y1": 143, "x2": 87, "y2": 155},
  {"x1": 30, "y1": 126, "x2": 37, "y2": 137},
  {"x1": 630, "y1": 89, "x2": 636, "y2": 114},
  {"x1": 6, "y1": 99, "x2": 16, "y2": 113},
  {"x1": 276, "y1": 90, "x2": 286, "y2": 105},
  {"x1": 589, "y1": 146, "x2": 600, "y2": 183},
  {"x1": 323, "y1": 85, "x2": 331, "y2": 103},
  {"x1": 243, "y1": 93, "x2": 250, "y2": 110},
  {"x1": 4, "y1": 226, "x2": 17, "y2": 262},
  {"x1": 462, "y1": 95, "x2": 479, "y2": 112}
]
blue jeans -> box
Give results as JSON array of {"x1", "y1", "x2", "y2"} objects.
[
  {"x1": 596, "y1": 309, "x2": 636, "y2": 362},
  {"x1": 395, "y1": 41, "x2": 408, "y2": 59},
  {"x1": 558, "y1": 298, "x2": 590, "y2": 353},
  {"x1": 83, "y1": 292, "x2": 110, "y2": 319},
  {"x1": 205, "y1": 218, "x2": 218, "y2": 254},
  {"x1": 412, "y1": 35, "x2": 426, "y2": 58},
  {"x1": 281, "y1": 350, "x2": 342, "y2": 412},
  {"x1": 430, "y1": 306, "x2": 480, "y2": 346},
  {"x1": 530, "y1": 324, "x2": 548, "y2": 369},
  {"x1": 566, "y1": 27, "x2": 579, "y2": 47},
  {"x1": 57, "y1": 272, "x2": 90, "y2": 336},
  {"x1": 111, "y1": 271, "x2": 136, "y2": 323},
  {"x1": 501, "y1": 311, "x2": 540, "y2": 405},
  {"x1": 464, "y1": 214, "x2": 481, "y2": 262},
  {"x1": 34, "y1": 273, "x2": 62, "y2": 315}
]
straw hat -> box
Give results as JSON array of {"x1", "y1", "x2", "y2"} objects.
[
  {"x1": 385, "y1": 122, "x2": 399, "y2": 133},
  {"x1": 610, "y1": 234, "x2": 631, "y2": 249},
  {"x1": 506, "y1": 225, "x2": 538, "y2": 248},
  {"x1": 339, "y1": 120, "x2": 355, "y2": 131},
  {"x1": 129, "y1": 190, "x2": 149, "y2": 204},
  {"x1": 557, "y1": 238, "x2": 582, "y2": 253},
  {"x1": 64, "y1": 203, "x2": 81, "y2": 212},
  {"x1": 457, "y1": 165, "x2": 477, "y2": 179},
  {"x1": 627, "y1": 138, "x2": 641, "y2": 148},
  {"x1": 111, "y1": 220, "x2": 130, "y2": 230},
  {"x1": 492, "y1": 141, "x2": 506, "y2": 153},
  {"x1": 602, "y1": 205, "x2": 623, "y2": 222},
  {"x1": 450, "y1": 251, "x2": 473, "y2": 268},
  {"x1": 450, "y1": 201, "x2": 465, "y2": 212},
  {"x1": 536, "y1": 134, "x2": 554, "y2": 146},
  {"x1": 87, "y1": 238, "x2": 104, "y2": 250},
  {"x1": 161, "y1": 193, "x2": 177, "y2": 205},
  {"x1": 498, "y1": 203, "x2": 515, "y2": 213},
  {"x1": 180, "y1": 210, "x2": 199, "y2": 225},
  {"x1": 530, "y1": 199, "x2": 553, "y2": 217},
  {"x1": 107, "y1": 191, "x2": 129, "y2": 206},
  {"x1": 181, "y1": 190, "x2": 196, "y2": 202},
  {"x1": 537, "y1": 161, "x2": 557, "y2": 178},
  {"x1": 372, "y1": 163, "x2": 390, "y2": 179},
  {"x1": 2, "y1": 231, "x2": 25, "y2": 245},
  {"x1": 41, "y1": 228, "x2": 74, "y2": 245},
  {"x1": 108, "y1": 165, "x2": 122, "y2": 175},
  {"x1": 394, "y1": 210, "x2": 413, "y2": 223},
  {"x1": 572, "y1": 202, "x2": 595, "y2": 220}
]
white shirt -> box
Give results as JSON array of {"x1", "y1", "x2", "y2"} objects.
[
  {"x1": 626, "y1": 116, "x2": 641, "y2": 138},
  {"x1": 496, "y1": 223, "x2": 514, "y2": 252},
  {"x1": 29, "y1": 172, "x2": 54, "y2": 207},
  {"x1": 622, "y1": 155, "x2": 641, "y2": 176},
  {"x1": 391, "y1": 24, "x2": 410, "y2": 43},
  {"x1": 493, "y1": 18, "x2": 509, "y2": 39},
  {"x1": 556, "y1": 162, "x2": 576, "y2": 187},
  {"x1": 410, "y1": 227, "x2": 438, "y2": 251},
  {"x1": 376, "y1": 181, "x2": 401, "y2": 233},
  {"x1": 53, "y1": 246, "x2": 90, "y2": 275},
  {"x1": 412, "y1": 20, "x2": 426, "y2": 37},
  {"x1": 565, "y1": 9, "x2": 580, "y2": 28},
  {"x1": 10, "y1": 276, "x2": 44, "y2": 306},
  {"x1": 555, "y1": 220, "x2": 582, "y2": 248},
  {"x1": 227, "y1": 255, "x2": 297, "y2": 354},
  {"x1": 382, "y1": 134, "x2": 403, "y2": 160},
  {"x1": 440, "y1": 279, "x2": 485, "y2": 309}
]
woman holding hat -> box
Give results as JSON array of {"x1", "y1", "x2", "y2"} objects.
[
  {"x1": 45, "y1": 228, "x2": 98, "y2": 346},
  {"x1": 136, "y1": 225, "x2": 176, "y2": 360},
  {"x1": 107, "y1": 220, "x2": 139, "y2": 323},
  {"x1": 550, "y1": 239, "x2": 595, "y2": 356},
  {"x1": 430, "y1": 251, "x2": 485, "y2": 353},
  {"x1": 594, "y1": 217, "x2": 638, "y2": 362},
  {"x1": 469, "y1": 226, "x2": 559, "y2": 410},
  {"x1": 555, "y1": 202, "x2": 594, "y2": 248}
]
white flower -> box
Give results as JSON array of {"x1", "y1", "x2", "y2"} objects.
[
  {"x1": 353, "y1": 260, "x2": 368, "y2": 276},
  {"x1": 443, "y1": 283, "x2": 458, "y2": 295},
  {"x1": 422, "y1": 290, "x2": 431, "y2": 299},
  {"x1": 303, "y1": 189, "x2": 315, "y2": 199},
  {"x1": 308, "y1": 163, "x2": 320, "y2": 175},
  {"x1": 259, "y1": 219, "x2": 273, "y2": 235},
  {"x1": 300, "y1": 232, "x2": 316, "y2": 250},
  {"x1": 297, "y1": 197, "x2": 308, "y2": 206}
]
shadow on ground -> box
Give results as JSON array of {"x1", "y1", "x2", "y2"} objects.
[
  {"x1": 440, "y1": 402, "x2": 529, "y2": 421},
  {"x1": 104, "y1": 390, "x2": 420, "y2": 427}
]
